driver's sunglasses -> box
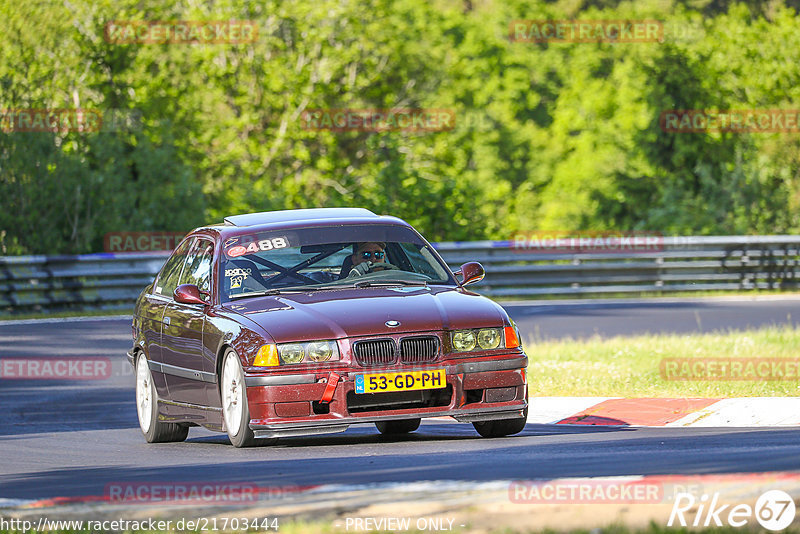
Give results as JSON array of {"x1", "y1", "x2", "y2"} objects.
[{"x1": 361, "y1": 250, "x2": 385, "y2": 260}]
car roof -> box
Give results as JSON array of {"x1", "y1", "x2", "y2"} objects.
[
  {"x1": 191, "y1": 208, "x2": 413, "y2": 239},
  {"x1": 223, "y1": 208, "x2": 378, "y2": 227}
]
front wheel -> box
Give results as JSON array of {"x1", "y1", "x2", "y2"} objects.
[
  {"x1": 135, "y1": 354, "x2": 188, "y2": 443},
  {"x1": 472, "y1": 407, "x2": 527, "y2": 438},
  {"x1": 220, "y1": 349, "x2": 256, "y2": 448}
]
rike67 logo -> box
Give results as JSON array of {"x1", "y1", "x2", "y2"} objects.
[{"x1": 669, "y1": 490, "x2": 796, "y2": 531}]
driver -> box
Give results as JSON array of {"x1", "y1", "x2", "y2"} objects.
[{"x1": 349, "y1": 241, "x2": 392, "y2": 276}]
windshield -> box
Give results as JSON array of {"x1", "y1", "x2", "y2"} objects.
[{"x1": 219, "y1": 224, "x2": 455, "y2": 301}]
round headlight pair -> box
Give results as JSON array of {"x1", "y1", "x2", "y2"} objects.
[
  {"x1": 452, "y1": 328, "x2": 502, "y2": 352},
  {"x1": 278, "y1": 341, "x2": 335, "y2": 364}
]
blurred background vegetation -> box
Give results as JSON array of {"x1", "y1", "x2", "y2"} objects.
[{"x1": 1, "y1": 0, "x2": 799, "y2": 254}]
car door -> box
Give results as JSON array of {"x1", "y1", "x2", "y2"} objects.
[
  {"x1": 161, "y1": 237, "x2": 215, "y2": 406},
  {"x1": 144, "y1": 237, "x2": 195, "y2": 399}
]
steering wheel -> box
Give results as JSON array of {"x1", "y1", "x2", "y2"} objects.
[
  {"x1": 348, "y1": 261, "x2": 399, "y2": 277},
  {"x1": 369, "y1": 262, "x2": 398, "y2": 271}
]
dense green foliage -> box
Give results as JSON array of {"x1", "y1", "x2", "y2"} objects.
[{"x1": 1, "y1": 0, "x2": 799, "y2": 254}]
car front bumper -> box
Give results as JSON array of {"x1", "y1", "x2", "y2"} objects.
[{"x1": 243, "y1": 355, "x2": 528, "y2": 438}]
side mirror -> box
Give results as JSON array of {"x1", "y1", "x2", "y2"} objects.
[
  {"x1": 456, "y1": 261, "x2": 485, "y2": 286},
  {"x1": 174, "y1": 284, "x2": 209, "y2": 305}
]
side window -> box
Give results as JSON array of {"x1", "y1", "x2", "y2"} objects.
[
  {"x1": 397, "y1": 242, "x2": 448, "y2": 279},
  {"x1": 154, "y1": 238, "x2": 195, "y2": 297},
  {"x1": 180, "y1": 239, "x2": 214, "y2": 293}
]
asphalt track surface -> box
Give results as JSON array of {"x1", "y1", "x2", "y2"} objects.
[
  {"x1": 1, "y1": 297, "x2": 800, "y2": 502},
  {"x1": 504, "y1": 296, "x2": 800, "y2": 339}
]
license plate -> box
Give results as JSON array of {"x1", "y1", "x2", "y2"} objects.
[{"x1": 354, "y1": 369, "x2": 446, "y2": 394}]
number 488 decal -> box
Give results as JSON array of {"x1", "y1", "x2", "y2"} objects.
[{"x1": 226, "y1": 237, "x2": 288, "y2": 258}]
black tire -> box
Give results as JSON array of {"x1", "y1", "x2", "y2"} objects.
[
  {"x1": 375, "y1": 418, "x2": 421, "y2": 435},
  {"x1": 135, "y1": 353, "x2": 189, "y2": 443},
  {"x1": 473, "y1": 407, "x2": 527, "y2": 438},
  {"x1": 220, "y1": 349, "x2": 257, "y2": 448}
]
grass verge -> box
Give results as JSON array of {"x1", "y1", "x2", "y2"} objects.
[{"x1": 526, "y1": 325, "x2": 800, "y2": 397}]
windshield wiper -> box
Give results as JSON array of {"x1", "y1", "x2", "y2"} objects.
[
  {"x1": 229, "y1": 289, "x2": 284, "y2": 299},
  {"x1": 229, "y1": 286, "x2": 319, "y2": 299},
  {"x1": 352, "y1": 280, "x2": 428, "y2": 288}
]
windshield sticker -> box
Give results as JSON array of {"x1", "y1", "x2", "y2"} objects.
[
  {"x1": 225, "y1": 267, "x2": 251, "y2": 289},
  {"x1": 223, "y1": 237, "x2": 239, "y2": 248},
  {"x1": 226, "y1": 236, "x2": 288, "y2": 258}
]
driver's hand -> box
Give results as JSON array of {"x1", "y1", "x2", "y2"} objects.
[{"x1": 348, "y1": 261, "x2": 373, "y2": 277}]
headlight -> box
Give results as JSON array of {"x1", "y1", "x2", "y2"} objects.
[
  {"x1": 277, "y1": 340, "x2": 340, "y2": 365},
  {"x1": 452, "y1": 330, "x2": 477, "y2": 352},
  {"x1": 278, "y1": 343, "x2": 304, "y2": 364},
  {"x1": 477, "y1": 328, "x2": 502, "y2": 349},
  {"x1": 307, "y1": 341, "x2": 335, "y2": 362},
  {"x1": 451, "y1": 327, "x2": 512, "y2": 353}
]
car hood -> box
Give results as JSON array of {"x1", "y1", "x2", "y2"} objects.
[{"x1": 224, "y1": 286, "x2": 508, "y2": 342}]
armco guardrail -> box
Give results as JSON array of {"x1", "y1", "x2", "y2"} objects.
[
  {"x1": 0, "y1": 252, "x2": 170, "y2": 313},
  {"x1": 435, "y1": 235, "x2": 800, "y2": 297},
  {"x1": 1, "y1": 236, "x2": 799, "y2": 314}
]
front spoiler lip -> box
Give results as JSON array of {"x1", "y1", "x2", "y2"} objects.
[
  {"x1": 250, "y1": 403, "x2": 527, "y2": 439},
  {"x1": 243, "y1": 354, "x2": 527, "y2": 387}
]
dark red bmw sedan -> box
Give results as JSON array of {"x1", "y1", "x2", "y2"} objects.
[{"x1": 129, "y1": 208, "x2": 528, "y2": 447}]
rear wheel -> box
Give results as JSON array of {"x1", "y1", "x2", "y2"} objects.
[
  {"x1": 472, "y1": 407, "x2": 527, "y2": 438},
  {"x1": 375, "y1": 418, "x2": 421, "y2": 435},
  {"x1": 135, "y1": 354, "x2": 189, "y2": 443},
  {"x1": 221, "y1": 349, "x2": 256, "y2": 448}
]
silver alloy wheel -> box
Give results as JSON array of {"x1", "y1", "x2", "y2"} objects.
[
  {"x1": 221, "y1": 352, "x2": 244, "y2": 437},
  {"x1": 136, "y1": 355, "x2": 153, "y2": 433}
]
